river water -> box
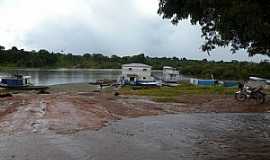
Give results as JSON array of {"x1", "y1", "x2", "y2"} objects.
[
  {"x1": 0, "y1": 69, "x2": 165, "y2": 86},
  {"x1": 0, "y1": 69, "x2": 123, "y2": 86}
]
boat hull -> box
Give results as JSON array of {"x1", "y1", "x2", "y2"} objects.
[
  {"x1": 0, "y1": 84, "x2": 49, "y2": 90},
  {"x1": 136, "y1": 81, "x2": 162, "y2": 87}
]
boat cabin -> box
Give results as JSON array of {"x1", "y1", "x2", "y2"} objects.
[
  {"x1": 162, "y1": 66, "x2": 180, "y2": 83},
  {"x1": 0, "y1": 75, "x2": 31, "y2": 87},
  {"x1": 120, "y1": 63, "x2": 154, "y2": 84}
]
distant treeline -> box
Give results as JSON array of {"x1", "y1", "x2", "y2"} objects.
[{"x1": 0, "y1": 46, "x2": 269, "y2": 80}]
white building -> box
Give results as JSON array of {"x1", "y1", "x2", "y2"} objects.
[
  {"x1": 162, "y1": 66, "x2": 180, "y2": 83},
  {"x1": 120, "y1": 63, "x2": 154, "y2": 84}
]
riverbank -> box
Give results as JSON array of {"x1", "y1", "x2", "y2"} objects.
[{"x1": 0, "y1": 83, "x2": 269, "y2": 135}]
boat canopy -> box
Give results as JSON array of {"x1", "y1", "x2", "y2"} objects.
[{"x1": 249, "y1": 76, "x2": 269, "y2": 81}]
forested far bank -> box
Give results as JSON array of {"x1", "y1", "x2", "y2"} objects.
[{"x1": 0, "y1": 46, "x2": 269, "y2": 80}]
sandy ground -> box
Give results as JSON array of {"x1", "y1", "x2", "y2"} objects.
[{"x1": 0, "y1": 83, "x2": 269, "y2": 135}]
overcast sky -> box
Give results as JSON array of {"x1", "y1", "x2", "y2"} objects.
[{"x1": 0, "y1": 0, "x2": 268, "y2": 62}]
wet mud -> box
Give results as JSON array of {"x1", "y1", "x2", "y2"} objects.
[
  {"x1": 0, "y1": 113, "x2": 269, "y2": 160},
  {"x1": 0, "y1": 91, "x2": 269, "y2": 134}
]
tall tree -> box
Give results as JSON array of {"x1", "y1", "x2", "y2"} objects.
[
  {"x1": 0, "y1": 45, "x2": 5, "y2": 51},
  {"x1": 158, "y1": 0, "x2": 270, "y2": 56}
]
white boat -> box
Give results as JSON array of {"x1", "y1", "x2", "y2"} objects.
[
  {"x1": 163, "y1": 83, "x2": 180, "y2": 87},
  {"x1": 249, "y1": 77, "x2": 267, "y2": 81},
  {"x1": 137, "y1": 81, "x2": 162, "y2": 86}
]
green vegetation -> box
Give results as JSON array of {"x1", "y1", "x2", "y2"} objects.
[
  {"x1": 120, "y1": 83, "x2": 237, "y2": 103},
  {"x1": 179, "y1": 60, "x2": 270, "y2": 80},
  {"x1": 120, "y1": 83, "x2": 270, "y2": 103},
  {"x1": 158, "y1": 0, "x2": 270, "y2": 56},
  {"x1": 127, "y1": 85, "x2": 270, "y2": 103},
  {"x1": 0, "y1": 46, "x2": 269, "y2": 80}
]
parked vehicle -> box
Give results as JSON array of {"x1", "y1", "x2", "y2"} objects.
[{"x1": 235, "y1": 86, "x2": 266, "y2": 104}]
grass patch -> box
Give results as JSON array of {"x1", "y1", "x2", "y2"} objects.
[{"x1": 120, "y1": 83, "x2": 237, "y2": 100}]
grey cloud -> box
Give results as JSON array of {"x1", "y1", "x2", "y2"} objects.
[{"x1": 21, "y1": 0, "x2": 269, "y2": 62}]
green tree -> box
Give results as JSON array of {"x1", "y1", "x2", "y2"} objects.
[
  {"x1": 0, "y1": 45, "x2": 5, "y2": 51},
  {"x1": 158, "y1": 0, "x2": 270, "y2": 56},
  {"x1": 11, "y1": 46, "x2": 18, "y2": 52},
  {"x1": 0, "y1": 45, "x2": 269, "y2": 80}
]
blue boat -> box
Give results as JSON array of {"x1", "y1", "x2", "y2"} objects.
[
  {"x1": 197, "y1": 80, "x2": 216, "y2": 86},
  {"x1": 0, "y1": 75, "x2": 48, "y2": 90},
  {"x1": 1, "y1": 75, "x2": 31, "y2": 87}
]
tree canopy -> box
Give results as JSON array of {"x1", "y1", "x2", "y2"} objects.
[{"x1": 158, "y1": 0, "x2": 270, "y2": 56}]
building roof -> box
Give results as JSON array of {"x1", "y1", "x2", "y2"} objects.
[{"x1": 122, "y1": 63, "x2": 152, "y2": 68}]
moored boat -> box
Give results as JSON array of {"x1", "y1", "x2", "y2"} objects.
[
  {"x1": 0, "y1": 75, "x2": 49, "y2": 90},
  {"x1": 136, "y1": 81, "x2": 162, "y2": 87},
  {"x1": 162, "y1": 82, "x2": 180, "y2": 87}
]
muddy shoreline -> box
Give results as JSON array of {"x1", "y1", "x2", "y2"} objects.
[{"x1": 0, "y1": 83, "x2": 269, "y2": 135}]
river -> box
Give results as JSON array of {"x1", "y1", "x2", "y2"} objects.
[
  {"x1": 0, "y1": 69, "x2": 123, "y2": 86},
  {"x1": 0, "y1": 68, "x2": 187, "y2": 86}
]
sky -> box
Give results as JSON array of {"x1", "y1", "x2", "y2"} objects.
[{"x1": 0, "y1": 0, "x2": 269, "y2": 62}]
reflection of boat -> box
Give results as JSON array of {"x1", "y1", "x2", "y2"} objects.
[{"x1": 0, "y1": 75, "x2": 49, "y2": 90}]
